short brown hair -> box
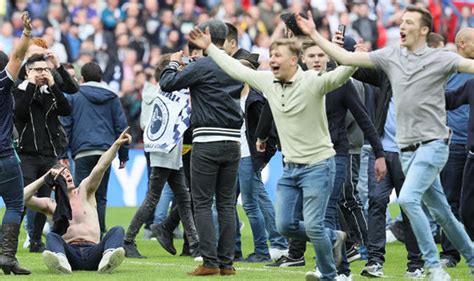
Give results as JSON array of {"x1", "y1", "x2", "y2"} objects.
[
  {"x1": 427, "y1": 32, "x2": 445, "y2": 48},
  {"x1": 301, "y1": 40, "x2": 318, "y2": 53},
  {"x1": 154, "y1": 54, "x2": 171, "y2": 82},
  {"x1": 405, "y1": 5, "x2": 433, "y2": 31},
  {"x1": 270, "y1": 38, "x2": 301, "y2": 58}
]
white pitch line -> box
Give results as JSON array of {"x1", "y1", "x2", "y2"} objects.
[{"x1": 128, "y1": 261, "x2": 307, "y2": 275}]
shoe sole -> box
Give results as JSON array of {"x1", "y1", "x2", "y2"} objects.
[
  {"x1": 98, "y1": 248, "x2": 125, "y2": 274},
  {"x1": 361, "y1": 270, "x2": 384, "y2": 278},
  {"x1": 42, "y1": 251, "x2": 71, "y2": 274},
  {"x1": 347, "y1": 253, "x2": 361, "y2": 263}
]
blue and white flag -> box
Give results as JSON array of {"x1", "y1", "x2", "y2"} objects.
[{"x1": 143, "y1": 82, "x2": 191, "y2": 153}]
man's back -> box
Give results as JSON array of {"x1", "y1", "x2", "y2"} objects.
[{"x1": 64, "y1": 81, "x2": 127, "y2": 158}]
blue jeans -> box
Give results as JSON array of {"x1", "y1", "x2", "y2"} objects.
[
  {"x1": 153, "y1": 183, "x2": 174, "y2": 225},
  {"x1": 74, "y1": 155, "x2": 111, "y2": 234},
  {"x1": 258, "y1": 180, "x2": 288, "y2": 250},
  {"x1": 398, "y1": 139, "x2": 474, "y2": 269},
  {"x1": 0, "y1": 154, "x2": 24, "y2": 225},
  {"x1": 275, "y1": 157, "x2": 337, "y2": 281},
  {"x1": 357, "y1": 145, "x2": 372, "y2": 215},
  {"x1": 46, "y1": 226, "x2": 124, "y2": 270}
]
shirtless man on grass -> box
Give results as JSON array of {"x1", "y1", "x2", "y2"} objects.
[{"x1": 24, "y1": 128, "x2": 132, "y2": 274}]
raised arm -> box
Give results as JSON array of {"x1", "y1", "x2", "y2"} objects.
[
  {"x1": 6, "y1": 12, "x2": 32, "y2": 80},
  {"x1": 24, "y1": 173, "x2": 57, "y2": 217},
  {"x1": 188, "y1": 27, "x2": 270, "y2": 92},
  {"x1": 296, "y1": 11, "x2": 375, "y2": 68},
  {"x1": 80, "y1": 128, "x2": 132, "y2": 196}
]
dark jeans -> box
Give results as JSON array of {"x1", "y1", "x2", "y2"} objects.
[
  {"x1": 339, "y1": 154, "x2": 368, "y2": 247},
  {"x1": 125, "y1": 167, "x2": 196, "y2": 245},
  {"x1": 367, "y1": 151, "x2": 424, "y2": 270},
  {"x1": 45, "y1": 226, "x2": 124, "y2": 270},
  {"x1": 461, "y1": 152, "x2": 474, "y2": 239},
  {"x1": 440, "y1": 143, "x2": 466, "y2": 264},
  {"x1": 191, "y1": 141, "x2": 240, "y2": 269},
  {"x1": 20, "y1": 154, "x2": 57, "y2": 241},
  {"x1": 74, "y1": 155, "x2": 111, "y2": 234},
  {"x1": 0, "y1": 154, "x2": 24, "y2": 225}
]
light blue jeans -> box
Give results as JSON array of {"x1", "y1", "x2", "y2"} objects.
[
  {"x1": 153, "y1": 183, "x2": 174, "y2": 225},
  {"x1": 398, "y1": 140, "x2": 474, "y2": 269},
  {"x1": 275, "y1": 157, "x2": 336, "y2": 281}
]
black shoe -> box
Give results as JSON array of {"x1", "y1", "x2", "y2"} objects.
[
  {"x1": 346, "y1": 244, "x2": 361, "y2": 263},
  {"x1": 29, "y1": 240, "x2": 45, "y2": 253},
  {"x1": 124, "y1": 241, "x2": 146, "y2": 258},
  {"x1": 265, "y1": 255, "x2": 305, "y2": 267},
  {"x1": 150, "y1": 224, "x2": 176, "y2": 255}
]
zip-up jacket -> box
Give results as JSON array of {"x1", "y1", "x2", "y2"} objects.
[
  {"x1": 61, "y1": 82, "x2": 129, "y2": 162},
  {"x1": 160, "y1": 55, "x2": 243, "y2": 141},
  {"x1": 13, "y1": 81, "x2": 71, "y2": 157}
]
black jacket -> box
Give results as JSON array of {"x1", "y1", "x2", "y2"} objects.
[
  {"x1": 353, "y1": 68, "x2": 392, "y2": 138},
  {"x1": 160, "y1": 57, "x2": 243, "y2": 132},
  {"x1": 326, "y1": 80, "x2": 384, "y2": 159},
  {"x1": 245, "y1": 89, "x2": 277, "y2": 171},
  {"x1": 13, "y1": 81, "x2": 71, "y2": 157}
]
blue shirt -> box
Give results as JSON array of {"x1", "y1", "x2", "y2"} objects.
[
  {"x1": 381, "y1": 97, "x2": 399, "y2": 153},
  {"x1": 446, "y1": 72, "x2": 473, "y2": 144},
  {"x1": 0, "y1": 69, "x2": 15, "y2": 156}
]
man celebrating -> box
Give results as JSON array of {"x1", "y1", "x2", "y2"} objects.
[
  {"x1": 23, "y1": 129, "x2": 131, "y2": 274},
  {"x1": 187, "y1": 25, "x2": 383, "y2": 280},
  {"x1": 295, "y1": 5, "x2": 474, "y2": 280}
]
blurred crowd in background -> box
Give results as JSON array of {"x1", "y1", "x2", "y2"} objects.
[{"x1": 0, "y1": 0, "x2": 472, "y2": 145}]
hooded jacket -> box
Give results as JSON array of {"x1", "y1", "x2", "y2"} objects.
[
  {"x1": 61, "y1": 81, "x2": 128, "y2": 162},
  {"x1": 13, "y1": 81, "x2": 71, "y2": 157}
]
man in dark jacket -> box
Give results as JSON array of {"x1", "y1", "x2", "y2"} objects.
[
  {"x1": 160, "y1": 19, "x2": 243, "y2": 276},
  {"x1": 61, "y1": 62, "x2": 128, "y2": 235},
  {"x1": 15, "y1": 37, "x2": 79, "y2": 253},
  {"x1": 13, "y1": 53, "x2": 72, "y2": 253}
]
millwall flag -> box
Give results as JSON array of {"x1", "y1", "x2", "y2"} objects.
[{"x1": 143, "y1": 82, "x2": 191, "y2": 153}]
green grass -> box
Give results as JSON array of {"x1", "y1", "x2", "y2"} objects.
[{"x1": 0, "y1": 206, "x2": 472, "y2": 280}]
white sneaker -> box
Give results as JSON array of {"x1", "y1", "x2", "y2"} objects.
[
  {"x1": 428, "y1": 267, "x2": 451, "y2": 281},
  {"x1": 305, "y1": 269, "x2": 321, "y2": 281},
  {"x1": 23, "y1": 233, "x2": 30, "y2": 249},
  {"x1": 269, "y1": 248, "x2": 289, "y2": 261},
  {"x1": 193, "y1": 256, "x2": 203, "y2": 262},
  {"x1": 386, "y1": 229, "x2": 397, "y2": 243},
  {"x1": 405, "y1": 268, "x2": 425, "y2": 278},
  {"x1": 336, "y1": 273, "x2": 353, "y2": 281},
  {"x1": 98, "y1": 248, "x2": 125, "y2": 274},
  {"x1": 43, "y1": 250, "x2": 72, "y2": 274}
]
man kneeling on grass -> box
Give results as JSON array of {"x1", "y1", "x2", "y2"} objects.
[{"x1": 23, "y1": 129, "x2": 132, "y2": 274}]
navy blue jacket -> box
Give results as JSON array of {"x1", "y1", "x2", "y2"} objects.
[
  {"x1": 61, "y1": 82, "x2": 128, "y2": 162},
  {"x1": 445, "y1": 78, "x2": 474, "y2": 152},
  {"x1": 0, "y1": 70, "x2": 15, "y2": 157}
]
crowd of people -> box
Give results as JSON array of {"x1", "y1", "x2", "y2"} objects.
[
  {"x1": 0, "y1": 1, "x2": 474, "y2": 281},
  {"x1": 0, "y1": 0, "x2": 471, "y2": 144}
]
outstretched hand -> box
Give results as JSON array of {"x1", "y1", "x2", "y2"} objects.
[
  {"x1": 116, "y1": 127, "x2": 132, "y2": 146},
  {"x1": 188, "y1": 27, "x2": 212, "y2": 50},
  {"x1": 21, "y1": 11, "x2": 32, "y2": 33},
  {"x1": 295, "y1": 11, "x2": 316, "y2": 36}
]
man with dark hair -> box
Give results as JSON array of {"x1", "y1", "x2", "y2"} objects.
[
  {"x1": 60, "y1": 62, "x2": 128, "y2": 235},
  {"x1": 296, "y1": 5, "x2": 474, "y2": 280},
  {"x1": 17, "y1": 35, "x2": 79, "y2": 254},
  {"x1": 0, "y1": 11, "x2": 32, "y2": 275},
  {"x1": 223, "y1": 23, "x2": 239, "y2": 56},
  {"x1": 80, "y1": 62, "x2": 103, "y2": 83},
  {"x1": 13, "y1": 51, "x2": 72, "y2": 253},
  {"x1": 160, "y1": 19, "x2": 243, "y2": 276},
  {"x1": 427, "y1": 32, "x2": 445, "y2": 48}
]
